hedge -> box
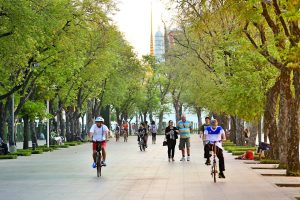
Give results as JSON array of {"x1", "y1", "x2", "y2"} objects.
[{"x1": 0, "y1": 155, "x2": 18, "y2": 159}]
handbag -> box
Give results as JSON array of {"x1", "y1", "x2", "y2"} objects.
[
  {"x1": 163, "y1": 140, "x2": 167, "y2": 146},
  {"x1": 163, "y1": 135, "x2": 168, "y2": 146}
]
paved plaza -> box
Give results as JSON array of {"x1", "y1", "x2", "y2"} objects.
[{"x1": 0, "y1": 135, "x2": 299, "y2": 200}]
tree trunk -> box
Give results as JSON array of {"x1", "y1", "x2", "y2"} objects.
[
  {"x1": 143, "y1": 112, "x2": 147, "y2": 122},
  {"x1": 149, "y1": 112, "x2": 153, "y2": 122},
  {"x1": 236, "y1": 117, "x2": 244, "y2": 146},
  {"x1": 230, "y1": 116, "x2": 237, "y2": 144},
  {"x1": 158, "y1": 110, "x2": 164, "y2": 134},
  {"x1": 248, "y1": 121, "x2": 258, "y2": 147},
  {"x1": 23, "y1": 114, "x2": 29, "y2": 149},
  {"x1": 263, "y1": 79, "x2": 280, "y2": 160},
  {"x1": 87, "y1": 99, "x2": 94, "y2": 134},
  {"x1": 278, "y1": 69, "x2": 291, "y2": 168},
  {"x1": 195, "y1": 107, "x2": 202, "y2": 134},
  {"x1": 258, "y1": 117, "x2": 262, "y2": 144},
  {"x1": 58, "y1": 108, "x2": 65, "y2": 138},
  {"x1": 65, "y1": 107, "x2": 72, "y2": 142},
  {"x1": 30, "y1": 119, "x2": 38, "y2": 147},
  {"x1": 286, "y1": 69, "x2": 300, "y2": 175},
  {"x1": 0, "y1": 101, "x2": 7, "y2": 142},
  {"x1": 7, "y1": 95, "x2": 15, "y2": 147}
]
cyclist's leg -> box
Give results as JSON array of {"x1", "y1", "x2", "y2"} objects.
[
  {"x1": 92, "y1": 143, "x2": 97, "y2": 162},
  {"x1": 101, "y1": 141, "x2": 107, "y2": 161},
  {"x1": 216, "y1": 147, "x2": 225, "y2": 172},
  {"x1": 204, "y1": 144, "x2": 211, "y2": 158}
]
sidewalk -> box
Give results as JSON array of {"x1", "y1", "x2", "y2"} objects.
[{"x1": 0, "y1": 135, "x2": 299, "y2": 200}]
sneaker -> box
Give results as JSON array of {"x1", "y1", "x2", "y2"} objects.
[
  {"x1": 180, "y1": 157, "x2": 186, "y2": 162},
  {"x1": 187, "y1": 156, "x2": 190, "y2": 161},
  {"x1": 219, "y1": 172, "x2": 226, "y2": 179},
  {"x1": 101, "y1": 161, "x2": 107, "y2": 167},
  {"x1": 205, "y1": 159, "x2": 211, "y2": 165},
  {"x1": 172, "y1": 158, "x2": 175, "y2": 162},
  {"x1": 92, "y1": 162, "x2": 96, "y2": 168},
  {"x1": 168, "y1": 158, "x2": 171, "y2": 162}
]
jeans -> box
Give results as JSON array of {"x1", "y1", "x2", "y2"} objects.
[
  {"x1": 204, "y1": 144, "x2": 225, "y2": 172},
  {"x1": 167, "y1": 139, "x2": 176, "y2": 158}
]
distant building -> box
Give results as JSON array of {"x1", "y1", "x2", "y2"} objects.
[{"x1": 154, "y1": 28, "x2": 165, "y2": 62}]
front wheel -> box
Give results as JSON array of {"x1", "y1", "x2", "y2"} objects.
[
  {"x1": 96, "y1": 153, "x2": 101, "y2": 177},
  {"x1": 213, "y1": 163, "x2": 217, "y2": 183}
]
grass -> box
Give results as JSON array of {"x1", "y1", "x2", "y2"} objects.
[
  {"x1": 232, "y1": 151, "x2": 248, "y2": 156},
  {"x1": 259, "y1": 159, "x2": 280, "y2": 164},
  {"x1": 0, "y1": 154, "x2": 18, "y2": 159},
  {"x1": 10, "y1": 150, "x2": 32, "y2": 156},
  {"x1": 226, "y1": 147, "x2": 256, "y2": 153},
  {"x1": 31, "y1": 150, "x2": 43, "y2": 154}
]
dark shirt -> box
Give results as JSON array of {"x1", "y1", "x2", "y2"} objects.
[
  {"x1": 201, "y1": 123, "x2": 210, "y2": 133},
  {"x1": 165, "y1": 126, "x2": 179, "y2": 140},
  {"x1": 138, "y1": 128, "x2": 147, "y2": 136}
]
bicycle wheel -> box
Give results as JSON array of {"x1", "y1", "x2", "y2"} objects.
[
  {"x1": 213, "y1": 162, "x2": 217, "y2": 183},
  {"x1": 139, "y1": 142, "x2": 143, "y2": 151},
  {"x1": 96, "y1": 153, "x2": 101, "y2": 177}
]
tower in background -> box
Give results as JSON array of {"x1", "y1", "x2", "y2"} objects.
[
  {"x1": 154, "y1": 27, "x2": 165, "y2": 62},
  {"x1": 150, "y1": 5, "x2": 154, "y2": 56}
]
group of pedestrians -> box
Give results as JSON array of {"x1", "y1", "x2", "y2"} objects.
[
  {"x1": 164, "y1": 115, "x2": 226, "y2": 178},
  {"x1": 88, "y1": 115, "x2": 226, "y2": 178}
]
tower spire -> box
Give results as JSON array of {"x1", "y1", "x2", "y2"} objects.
[{"x1": 150, "y1": 3, "x2": 154, "y2": 56}]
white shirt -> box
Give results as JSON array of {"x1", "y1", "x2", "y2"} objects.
[
  {"x1": 89, "y1": 124, "x2": 109, "y2": 141},
  {"x1": 204, "y1": 126, "x2": 225, "y2": 149}
]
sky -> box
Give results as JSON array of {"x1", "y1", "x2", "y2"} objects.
[{"x1": 113, "y1": 0, "x2": 171, "y2": 57}]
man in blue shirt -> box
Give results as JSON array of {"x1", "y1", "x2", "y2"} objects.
[{"x1": 177, "y1": 114, "x2": 193, "y2": 161}]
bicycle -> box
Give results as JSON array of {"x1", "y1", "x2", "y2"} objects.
[
  {"x1": 124, "y1": 130, "x2": 128, "y2": 142},
  {"x1": 115, "y1": 131, "x2": 120, "y2": 142},
  {"x1": 93, "y1": 141, "x2": 103, "y2": 177},
  {"x1": 206, "y1": 140, "x2": 222, "y2": 183},
  {"x1": 138, "y1": 133, "x2": 146, "y2": 151}
]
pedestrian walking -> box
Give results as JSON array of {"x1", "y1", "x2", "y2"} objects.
[
  {"x1": 165, "y1": 120, "x2": 179, "y2": 162},
  {"x1": 177, "y1": 114, "x2": 193, "y2": 161}
]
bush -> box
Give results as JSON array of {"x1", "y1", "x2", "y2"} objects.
[
  {"x1": 58, "y1": 145, "x2": 69, "y2": 148},
  {"x1": 260, "y1": 159, "x2": 280, "y2": 164},
  {"x1": 40, "y1": 147, "x2": 54, "y2": 152},
  {"x1": 231, "y1": 151, "x2": 246, "y2": 156},
  {"x1": 0, "y1": 155, "x2": 17, "y2": 159},
  {"x1": 10, "y1": 151, "x2": 32, "y2": 156},
  {"x1": 226, "y1": 147, "x2": 256, "y2": 153},
  {"x1": 64, "y1": 142, "x2": 77, "y2": 146},
  {"x1": 31, "y1": 150, "x2": 43, "y2": 154}
]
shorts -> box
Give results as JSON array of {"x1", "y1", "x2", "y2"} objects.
[
  {"x1": 92, "y1": 141, "x2": 107, "y2": 151},
  {"x1": 179, "y1": 138, "x2": 190, "y2": 150}
]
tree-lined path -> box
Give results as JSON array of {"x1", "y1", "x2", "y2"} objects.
[{"x1": 0, "y1": 135, "x2": 298, "y2": 200}]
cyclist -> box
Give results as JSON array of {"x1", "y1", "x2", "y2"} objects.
[
  {"x1": 115, "y1": 123, "x2": 121, "y2": 141},
  {"x1": 89, "y1": 117, "x2": 109, "y2": 167},
  {"x1": 203, "y1": 119, "x2": 226, "y2": 178},
  {"x1": 122, "y1": 121, "x2": 129, "y2": 137},
  {"x1": 137, "y1": 122, "x2": 147, "y2": 145}
]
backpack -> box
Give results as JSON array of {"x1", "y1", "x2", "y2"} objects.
[{"x1": 151, "y1": 125, "x2": 157, "y2": 133}]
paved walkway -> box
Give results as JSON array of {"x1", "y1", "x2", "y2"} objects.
[{"x1": 0, "y1": 135, "x2": 299, "y2": 200}]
